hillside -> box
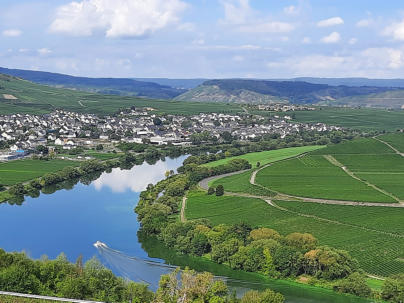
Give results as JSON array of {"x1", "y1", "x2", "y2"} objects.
[
  {"x1": 175, "y1": 79, "x2": 404, "y2": 108},
  {"x1": 0, "y1": 74, "x2": 241, "y2": 115},
  {"x1": 0, "y1": 67, "x2": 186, "y2": 99},
  {"x1": 293, "y1": 77, "x2": 404, "y2": 88}
]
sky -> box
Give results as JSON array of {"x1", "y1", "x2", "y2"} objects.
[{"x1": 1, "y1": 0, "x2": 404, "y2": 79}]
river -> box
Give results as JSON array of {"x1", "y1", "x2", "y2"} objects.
[{"x1": 0, "y1": 156, "x2": 374, "y2": 303}]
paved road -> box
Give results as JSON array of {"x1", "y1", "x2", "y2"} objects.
[{"x1": 0, "y1": 291, "x2": 105, "y2": 303}]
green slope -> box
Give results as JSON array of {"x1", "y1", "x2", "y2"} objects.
[{"x1": 0, "y1": 74, "x2": 241, "y2": 115}]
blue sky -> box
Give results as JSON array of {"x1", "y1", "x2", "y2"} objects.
[{"x1": 1, "y1": 0, "x2": 404, "y2": 79}]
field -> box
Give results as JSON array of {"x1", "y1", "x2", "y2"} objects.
[
  {"x1": 379, "y1": 132, "x2": 404, "y2": 152},
  {"x1": 210, "y1": 170, "x2": 274, "y2": 197},
  {"x1": 0, "y1": 295, "x2": 66, "y2": 303},
  {"x1": 204, "y1": 145, "x2": 323, "y2": 168},
  {"x1": 0, "y1": 159, "x2": 79, "y2": 185},
  {"x1": 275, "y1": 107, "x2": 404, "y2": 131},
  {"x1": 0, "y1": 75, "x2": 242, "y2": 115},
  {"x1": 310, "y1": 138, "x2": 394, "y2": 155},
  {"x1": 185, "y1": 190, "x2": 404, "y2": 276},
  {"x1": 255, "y1": 155, "x2": 395, "y2": 202}
]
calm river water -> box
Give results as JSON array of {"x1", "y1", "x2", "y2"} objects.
[{"x1": 0, "y1": 156, "x2": 374, "y2": 303}]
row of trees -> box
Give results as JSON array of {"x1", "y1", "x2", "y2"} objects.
[{"x1": 0, "y1": 248, "x2": 286, "y2": 303}]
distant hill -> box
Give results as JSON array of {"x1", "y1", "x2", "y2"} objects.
[
  {"x1": 175, "y1": 79, "x2": 404, "y2": 107},
  {"x1": 293, "y1": 77, "x2": 404, "y2": 88},
  {"x1": 0, "y1": 67, "x2": 186, "y2": 99},
  {"x1": 133, "y1": 78, "x2": 206, "y2": 89},
  {"x1": 0, "y1": 74, "x2": 242, "y2": 115}
]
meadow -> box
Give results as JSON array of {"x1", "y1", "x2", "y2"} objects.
[
  {"x1": 0, "y1": 75, "x2": 242, "y2": 115},
  {"x1": 209, "y1": 170, "x2": 275, "y2": 197},
  {"x1": 276, "y1": 107, "x2": 404, "y2": 131},
  {"x1": 204, "y1": 145, "x2": 323, "y2": 167},
  {"x1": 185, "y1": 190, "x2": 404, "y2": 276},
  {"x1": 0, "y1": 159, "x2": 79, "y2": 185},
  {"x1": 255, "y1": 155, "x2": 395, "y2": 203},
  {"x1": 379, "y1": 132, "x2": 404, "y2": 152}
]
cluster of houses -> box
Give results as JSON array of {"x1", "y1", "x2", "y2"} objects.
[
  {"x1": 0, "y1": 108, "x2": 340, "y2": 160},
  {"x1": 255, "y1": 104, "x2": 316, "y2": 111}
]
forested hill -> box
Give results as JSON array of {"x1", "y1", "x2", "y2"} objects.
[
  {"x1": 0, "y1": 67, "x2": 186, "y2": 99},
  {"x1": 175, "y1": 79, "x2": 404, "y2": 108}
]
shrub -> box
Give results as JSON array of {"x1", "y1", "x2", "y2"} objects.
[
  {"x1": 333, "y1": 273, "x2": 372, "y2": 297},
  {"x1": 216, "y1": 185, "x2": 224, "y2": 196},
  {"x1": 207, "y1": 187, "x2": 215, "y2": 195}
]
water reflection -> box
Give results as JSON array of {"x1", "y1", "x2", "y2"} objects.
[{"x1": 92, "y1": 157, "x2": 185, "y2": 193}]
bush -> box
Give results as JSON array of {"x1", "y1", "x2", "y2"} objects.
[
  {"x1": 216, "y1": 185, "x2": 224, "y2": 196},
  {"x1": 382, "y1": 274, "x2": 404, "y2": 303},
  {"x1": 208, "y1": 187, "x2": 215, "y2": 195},
  {"x1": 333, "y1": 273, "x2": 372, "y2": 297}
]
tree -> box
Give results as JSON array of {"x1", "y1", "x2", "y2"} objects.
[
  {"x1": 153, "y1": 117, "x2": 162, "y2": 125},
  {"x1": 165, "y1": 170, "x2": 170, "y2": 178},
  {"x1": 215, "y1": 185, "x2": 224, "y2": 196},
  {"x1": 256, "y1": 161, "x2": 261, "y2": 168},
  {"x1": 96, "y1": 144, "x2": 104, "y2": 151},
  {"x1": 250, "y1": 228, "x2": 281, "y2": 241},
  {"x1": 208, "y1": 187, "x2": 215, "y2": 195},
  {"x1": 381, "y1": 274, "x2": 404, "y2": 303},
  {"x1": 333, "y1": 272, "x2": 371, "y2": 297}
]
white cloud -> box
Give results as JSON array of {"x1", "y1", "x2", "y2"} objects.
[
  {"x1": 238, "y1": 21, "x2": 294, "y2": 33},
  {"x1": 317, "y1": 17, "x2": 344, "y2": 27},
  {"x1": 2, "y1": 29, "x2": 22, "y2": 37},
  {"x1": 50, "y1": 0, "x2": 187, "y2": 38},
  {"x1": 38, "y1": 48, "x2": 52, "y2": 56},
  {"x1": 192, "y1": 39, "x2": 205, "y2": 45},
  {"x1": 362, "y1": 48, "x2": 404, "y2": 69},
  {"x1": 321, "y1": 31, "x2": 341, "y2": 44},
  {"x1": 284, "y1": 5, "x2": 299, "y2": 15},
  {"x1": 349, "y1": 38, "x2": 358, "y2": 45},
  {"x1": 221, "y1": 0, "x2": 252, "y2": 25},
  {"x1": 220, "y1": 0, "x2": 294, "y2": 33},
  {"x1": 302, "y1": 37, "x2": 311, "y2": 44},
  {"x1": 356, "y1": 19, "x2": 372, "y2": 27},
  {"x1": 232, "y1": 55, "x2": 244, "y2": 62},
  {"x1": 384, "y1": 19, "x2": 404, "y2": 41}
]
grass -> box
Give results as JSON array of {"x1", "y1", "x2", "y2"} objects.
[
  {"x1": 311, "y1": 138, "x2": 394, "y2": 155},
  {"x1": 83, "y1": 151, "x2": 123, "y2": 160},
  {"x1": 0, "y1": 159, "x2": 79, "y2": 185},
  {"x1": 379, "y1": 132, "x2": 404, "y2": 152},
  {"x1": 276, "y1": 107, "x2": 404, "y2": 131},
  {"x1": 204, "y1": 145, "x2": 324, "y2": 168},
  {"x1": 0, "y1": 75, "x2": 242, "y2": 115},
  {"x1": 255, "y1": 155, "x2": 395, "y2": 203},
  {"x1": 185, "y1": 190, "x2": 404, "y2": 276},
  {"x1": 0, "y1": 295, "x2": 69, "y2": 303},
  {"x1": 356, "y1": 173, "x2": 404, "y2": 201},
  {"x1": 209, "y1": 170, "x2": 275, "y2": 197}
]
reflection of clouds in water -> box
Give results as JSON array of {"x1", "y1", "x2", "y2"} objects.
[{"x1": 92, "y1": 160, "x2": 173, "y2": 193}]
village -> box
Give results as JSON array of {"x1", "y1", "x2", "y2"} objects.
[{"x1": 0, "y1": 107, "x2": 340, "y2": 160}]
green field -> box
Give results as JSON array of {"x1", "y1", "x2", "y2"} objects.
[
  {"x1": 310, "y1": 138, "x2": 394, "y2": 155},
  {"x1": 0, "y1": 75, "x2": 242, "y2": 115},
  {"x1": 379, "y1": 132, "x2": 404, "y2": 152},
  {"x1": 0, "y1": 159, "x2": 79, "y2": 185},
  {"x1": 255, "y1": 155, "x2": 395, "y2": 202},
  {"x1": 204, "y1": 145, "x2": 323, "y2": 168},
  {"x1": 210, "y1": 170, "x2": 274, "y2": 197},
  {"x1": 185, "y1": 190, "x2": 404, "y2": 276},
  {"x1": 277, "y1": 107, "x2": 404, "y2": 131}
]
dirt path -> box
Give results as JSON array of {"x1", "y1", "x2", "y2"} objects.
[
  {"x1": 198, "y1": 169, "x2": 250, "y2": 190},
  {"x1": 374, "y1": 136, "x2": 404, "y2": 157},
  {"x1": 323, "y1": 155, "x2": 402, "y2": 203},
  {"x1": 180, "y1": 196, "x2": 187, "y2": 222}
]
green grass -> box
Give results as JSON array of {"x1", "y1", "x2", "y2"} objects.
[
  {"x1": 0, "y1": 75, "x2": 242, "y2": 115},
  {"x1": 311, "y1": 138, "x2": 394, "y2": 155},
  {"x1": 379, "y1": 132, "x2": 404, "y2": 152},
  {"x1": 209, "y1": 170, "x2": 275, "y2": 197},
  {"x1": 356, "y1": 173, "x2": 404, "y2": 201},
  {"x1": 276, "y1": 107, "x2": 404, "y2": 131},
  {"x1": 204, "y1": 145, "x2": 324, "y2": 168},
  {"x1": 0, "y1": 296, "x2": 66, "y2": 303},
  {"x1": 255, "y1": 155, "x2": 395, "y2": 203},
  {"x1": 185, "y1": 190, "x2": 404, "y2": 276},
  {"x1": 83, "y1": 151, "x2": 123, "y2": 160},
  {"x1": 334, "y1": 154, "x2": 404, "y2": 172},
  {"x1": 0, "y1": 159, "x2": 79, "y2": 185}
]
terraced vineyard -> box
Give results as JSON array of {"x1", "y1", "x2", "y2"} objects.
[
  {"x1": 256, "y1": 137, "x2": 404, "y2": 203},
  {"x1": 379, "y1": 132, "x2": 404, "y2": 152},
  {"x1": 186, "y1": 191, "x2": 404, "y2": 276},
  {"x1": 191, "y1": 135, "x2": 404, "y2": 276}
]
